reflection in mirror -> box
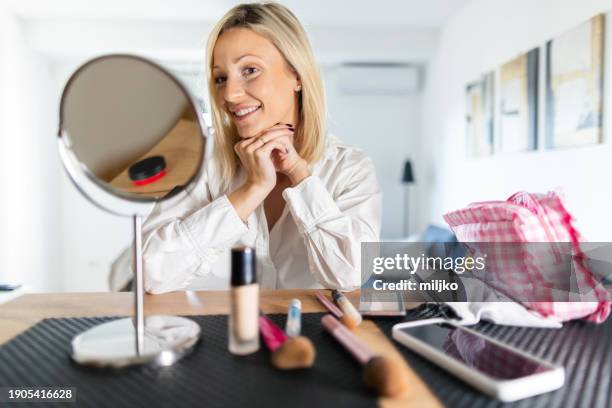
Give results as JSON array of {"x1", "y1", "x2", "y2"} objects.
[{"x1": 60, "y1": 55, "x2": 204, "y2": 201}]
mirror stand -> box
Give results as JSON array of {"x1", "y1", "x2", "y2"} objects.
[
  {"x1": 133, "y1": 214, "x2": 145, "y2": 354},
  {"x1": 58, "y1": 54, "x2": 207, "y2": 369},
  {"x1": 70, "y1": 216, "x2": 201, "y2": 368},
  {"x1": 59, "y1": 134, "x2": 201, "y2": 369}
]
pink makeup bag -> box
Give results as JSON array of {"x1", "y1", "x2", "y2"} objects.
[{"x1": 443, "y1": 190, "x2": 610, "y2": 323}]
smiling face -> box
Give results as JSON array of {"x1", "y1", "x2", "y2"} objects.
[{"x1": 212, "y1": 28, "x2": 300, "y2": 139}]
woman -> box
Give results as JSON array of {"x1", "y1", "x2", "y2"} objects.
[{"x1": 141, "y1": 2, "x2": 381, "y2": 293}]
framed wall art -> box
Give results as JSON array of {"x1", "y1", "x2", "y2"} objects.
[
  {"x1": 499, "y1": 48, "x2": 539, "y2": 153},
  {"x1": 545, "y1": 14, "x2": 605, "y2": 149},
  {"x1": 466, "y1": 72, "x2": 494, "y2": 158}
]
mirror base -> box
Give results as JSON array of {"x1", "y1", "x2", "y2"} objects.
[{"x1": 71, "y1": 315, "x2": 200, "y2": 368}]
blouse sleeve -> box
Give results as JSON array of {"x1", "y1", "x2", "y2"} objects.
[
  {"x1": 141, "y1": 171, "x2": 249, "y2": 294},
  {"x1": 282, "y1": 150, "x2": 382, "y2": 291}
]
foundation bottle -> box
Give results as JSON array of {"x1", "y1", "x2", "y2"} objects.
[{"x1": 228, "y1": 246, "x2": 260, "y2": 355}]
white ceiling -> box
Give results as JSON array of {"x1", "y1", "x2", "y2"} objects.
[
  {"x1": 3, "y1": 0, "x2": 470, "y2": 69},
  {"x1": 5, "y1": 0, "x2": 468, "y2": 28}
]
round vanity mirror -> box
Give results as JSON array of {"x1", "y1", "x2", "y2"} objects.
[
  {"x1": 58, "y1": 54, "x2": 210, "y2": 368},
  {"x1": 60, "y1": 54, "x2": 205, "y2": 202}
]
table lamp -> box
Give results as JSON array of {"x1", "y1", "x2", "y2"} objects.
[{"x1": 401, "y1": 160, "x2": 415, "y2": 237}]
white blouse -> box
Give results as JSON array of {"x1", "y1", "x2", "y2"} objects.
[{"x1": 141, "y1": 134, "x2": 382, "y2": 293}]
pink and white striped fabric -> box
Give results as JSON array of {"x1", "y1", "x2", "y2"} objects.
[{"x1": 443, "y1": 190, "x2": 610, "y2": 323}]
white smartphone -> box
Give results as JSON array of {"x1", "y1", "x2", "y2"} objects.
[{"x1": 392, "y1": 319, "x2": 564, "y2": 402}]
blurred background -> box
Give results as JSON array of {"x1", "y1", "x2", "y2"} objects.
[{"x1": 1, "y1": 0, "x2": 611, "y2": 293}]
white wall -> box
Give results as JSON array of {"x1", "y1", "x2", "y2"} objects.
[
  {"x1": 0, "y1": 12, "x2": 60, "y2": 292},
  {"x1": 419, "y1": 0, "x2": 612, "y2": 240},
  {"x1": 323, "y1": 66, "x2": 421, "y2": 238}
]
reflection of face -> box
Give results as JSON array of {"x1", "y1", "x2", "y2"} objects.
[{"x1": 212, "y1": 28, "x2": 300, "y2": 138}]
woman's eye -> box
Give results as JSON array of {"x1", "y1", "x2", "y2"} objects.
[
  {"x1": 214, "y1": 76, "x2": 226, "y2": 85},
  {"x1": 243, "y1": 67, "x2": 259, "y2": 77}
]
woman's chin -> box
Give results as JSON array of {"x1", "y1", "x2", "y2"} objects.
[{"x1": 236, "y1": 123, "x2": 265, "y2": 139}]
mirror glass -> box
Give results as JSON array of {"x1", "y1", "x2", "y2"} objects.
[{"x1": 60, "y1": 55, "x2": 205, "y2": 201}]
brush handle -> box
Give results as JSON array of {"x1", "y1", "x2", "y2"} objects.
[
  {"x1": 315, "y1": 292, "x2": 344, "y2": 318},
  {"x1": 332, "y1": 290, "x2": 362, "y2": 327},
  {"x1": 259, "y1": 314, "x2": 288, "y2": 352},
  {"x1": 321, "y1": 314, "x2": 375, "y2": 365}
]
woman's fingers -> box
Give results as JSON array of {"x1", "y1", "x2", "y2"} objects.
[
  {"x1": 273, "y1": 135, "x2": 293, "y2": 154},
  {"x1": 261, "y1": 133, "x2": 291, "y2": 146},
  {"x1": 260, "y1": 133, "x2": 294, "y2": 146},
  {"x1": 234, "y1": 137, "x2": 258, "y2": 154},
  {"x1": 245, "y1": 138, "x2": 266, "y2": 155},
  {"x1": 241, "y1": 135, "x2": 292, "y2": 156},
  {"x1": 235, "y1": 128, "x2": 291, "y2": 153},
  {"x1": 254, "y1": 123, "x2": 293, "y2": 138},
  {"x1": 235, "y1": 124, "x2": 294, "y2": 171},
  {"x1": 255, "y1": 139, "x2": 288, "y2": 158}
]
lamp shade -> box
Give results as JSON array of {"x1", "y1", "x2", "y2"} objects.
[{"x1": 402, "y1": 160, "x2": 414, "y2": 183}]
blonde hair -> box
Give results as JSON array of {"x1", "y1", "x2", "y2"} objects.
[{"x1": 205, "y1": 2, "x2": 327, "y2": 186}]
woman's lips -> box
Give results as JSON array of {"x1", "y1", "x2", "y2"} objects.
[{"x1": 233, "y1": 106, "x2": 261, "y2": 123}]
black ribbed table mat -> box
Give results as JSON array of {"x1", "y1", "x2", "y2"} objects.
[
  {"x1": 375, "y1": 305, "x2": 612, "y2": 408},
  {"x1": 0, "y1": 313, "x2": 375, "y2": 408},
  {"x1": 2, "y1": 308, "x2": 610, "y2": 407}
]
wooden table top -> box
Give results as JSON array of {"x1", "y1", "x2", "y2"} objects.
[
  {"x1": 0, "y1": 290, "x2": 441, "y2": 408},
  {"x1": 108, "y1": 117, "x2": 203, "y2": 198}
]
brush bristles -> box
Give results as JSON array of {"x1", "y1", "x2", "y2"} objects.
[
  {"x1": 340, "y1": 314, "x2": 361, "y2": 330},
  {"x1": 362, "y1": 356, "x2": 410, "y2": 398},
  {"x1": 270, "y1": 336, "x2": 316, "y2": 370}
]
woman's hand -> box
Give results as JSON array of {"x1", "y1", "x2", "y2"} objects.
[
  {"x1": 258, "y1": 124, "x2": 310, "y2": 185},
  {"x1": 229, "y1": 123, "x2": 311, "y2": 221},
  {"x1": 234, "y1": 131, "x2": 281, "y2": 194},
  {"x1": 229, "y1": 130, "x2": 284, "y2": 221}
]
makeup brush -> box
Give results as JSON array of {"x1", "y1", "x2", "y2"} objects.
[
  {"x1": 259, "y1": 314, "x2": 316, "y2": 370},
  {"x1": 315, "y1": 291, "x2": 344, "y2": 318},
  {"x1": 316, "y1": 291, "x2": 361, "y2": 330},
  {"x1": 331, "y1": 290, "x2": 362, "y2": 329},
  {"x1": 321, "y1": 314, "x2": 409, "y2": 398}
]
